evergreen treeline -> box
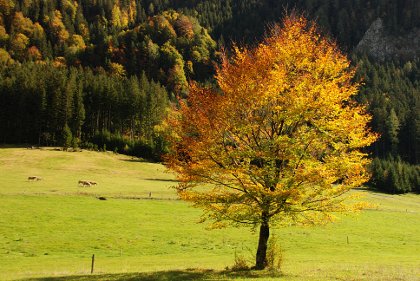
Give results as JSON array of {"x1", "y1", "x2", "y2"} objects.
[
  {"x1": 0, "y1": 62, "x2": 168, "y2": 160},
  {"x1": 356, "y1": 57, "x2": 420, "y2": 164},
  {"x1": 370, "y1": 156, "x2": 419, "y2": 193},
  {"x1": 354, "y1": 57, "x2": 420, "y2": 193}
]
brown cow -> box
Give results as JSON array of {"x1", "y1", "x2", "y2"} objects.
[{"x1": 78, "y1": 180, "x2": 92, "y2": 187}]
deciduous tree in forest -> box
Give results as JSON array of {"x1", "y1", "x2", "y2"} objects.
[{"x1": 164, "y1": 16, "x2": 378, "y2": 270}]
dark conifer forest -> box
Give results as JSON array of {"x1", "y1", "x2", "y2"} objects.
[{"x1": 0, "y1": 0, "x2": 419, "y2": 192}]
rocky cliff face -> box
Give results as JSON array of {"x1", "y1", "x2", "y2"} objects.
[{"x1": 356, "y1": 18, "x2": 420, "y2": 61}]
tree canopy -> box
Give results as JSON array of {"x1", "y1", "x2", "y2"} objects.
[{"x1": 164, "y1": 16, "x2": 378, "y2": 269}]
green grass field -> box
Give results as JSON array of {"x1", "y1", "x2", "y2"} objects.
[{"x1": 0, "y1": 147, "x2": 419, "y2": 281}]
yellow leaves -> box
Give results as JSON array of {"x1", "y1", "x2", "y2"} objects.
[
  {"x1": 110, "y1": 0, "x2": 137, "y2": 27},
  {"x1": 164, "y1": 15, "x2": 377, "y2": 229},
  {"x1": 62, "y1": 0, "x2": 77, "y2": 21},
  {"x1": 71, "y1": 35, "x2": 85, "y2": 49},
  {"x1": 0, "y1": 0, "x2": 14, "y2": 16},
  {"x1": 108, "y1": 62, "x2": 126, "y2": 77},
  {"x1": 32, "y1": 22, "x2": 45, "y2": 38},
  {"x1": 79, "y1": 23, "x2": 90, "y2": 40},
  {"x1": 12, "y1": 12, "x2": 35, "y2": 37},
  {"x1": 111, "y1": 4, "x2": 122, "y2": 27},
  {"x1": 0, "y1": 47, "x2": 13, "y2": 64},
  {"x1": 67, "y1": 34, "x2": 86, "y2": 56},
  {"x1": 52, "y1": 56, "x2": 66, "y2": 68},
  {"x1": 128, "y1": 0, "x2": 137, "y2": 24},
  {"x1": 50, "y1": 10, "x2": 69, "y2": 43},
  {"x1": 0, "y1": 25, "x2": 8, "y2": 43},
  {"x1": 10, "y1": 33, "x2": 29, "y2": 54}
]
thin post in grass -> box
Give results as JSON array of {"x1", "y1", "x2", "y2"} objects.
[
  {"x1": 347, "y1": 236, "x2": 349, "y2": 244},
  {"x1": 91, "y1": 254, "x2": 95, "y2": 274}
]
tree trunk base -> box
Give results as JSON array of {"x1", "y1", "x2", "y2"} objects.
[
  {"x1": 255, "y1": 219, "x2": 270, "y2": 270},
  {"x1": 250, "y1": 265, "x2": 266, "y2": 270}
]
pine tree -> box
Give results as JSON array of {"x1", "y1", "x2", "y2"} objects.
[{"x1": 386, "y1": 108, "x2": 400, "y2": 155}]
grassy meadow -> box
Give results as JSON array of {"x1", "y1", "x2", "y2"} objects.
[{"x1": 0, "y1": 147, "x2": 419, "y2": 280}]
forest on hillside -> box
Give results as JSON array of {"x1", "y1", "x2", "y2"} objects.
[{"x1": 0, "y1": 0, "x2": 419, "y2": 192}]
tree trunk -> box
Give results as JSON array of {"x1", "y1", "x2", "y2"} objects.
[{"x1": 254, "y1": 218, "x2": 270, "y2": 270}]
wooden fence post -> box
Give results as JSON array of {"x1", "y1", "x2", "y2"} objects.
[{"x1": 91, "y1": 254, "x2": 95, "y2": 274}]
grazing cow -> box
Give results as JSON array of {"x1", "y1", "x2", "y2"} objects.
[
  {"x1": 89, "y1": 181, "x2": 97, "y2": 186},
  {"x1": 78, "y1": 180, "x2": 92, "y2": 187},
  {"x1": 28, "y1": 176, "x2": 42, "y2": 181}
]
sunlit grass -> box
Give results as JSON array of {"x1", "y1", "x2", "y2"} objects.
[
  {"x1": 0, "y1": 147, "x2": 176, "y2": 198},
  {"x1": 0, "y1": 147, "x2": 419, "y2": 280}
]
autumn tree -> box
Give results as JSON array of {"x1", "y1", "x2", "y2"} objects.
[
  {"x1": 164, "y1": 16, "x2": 378, "y2": 270},
  {"x1": 49, "y1": 10, "x2": 69, "y2": 45},
  {"x1": 0, "y1": 47, "x2": 13, "y2": 64}
]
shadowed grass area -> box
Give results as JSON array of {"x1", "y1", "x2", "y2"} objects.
[
  {"x1": 21, "y1": 269, "x2": 277, "y2": 281},
  {"x1": 1, "y1": 148, "x2": 419, "y2": 281},
  {"x1": 18, "y1": 266, "x2": 420, "y2": 281},
  {"x1": 22, "y1": 269, "x2": 216, "y2": 281}
]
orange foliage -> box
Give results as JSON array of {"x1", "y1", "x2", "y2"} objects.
[
  {"x1": 164, "y1": 16, "x2": 378, "y2": 230},
  {"x1": 27, "y1": 45, "x2": 42, "y2": 60},
  {"x1": 52, "y1": 56, "x2": 66, "y2": 68},
  {"x1": 12, "y1": 12, "x2": 35, "y2": 36},
  {"x1": 50, "y1": 10, "x2": 69, "y2": 44}
]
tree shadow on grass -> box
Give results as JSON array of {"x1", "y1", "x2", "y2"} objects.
[
  {"x1": 22, "y1": 268, "x2": 280, "y2": 281},
  {"x1": 121, "y1": 158, "x2": 148, "y2": 163},
  {"x1": 144, "y1": 178, "x2": 179, "y2": 182}
]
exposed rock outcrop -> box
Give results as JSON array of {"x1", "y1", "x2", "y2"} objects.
[{"x1": 356, "y1": 18, "x2": 420, "y2": 61}]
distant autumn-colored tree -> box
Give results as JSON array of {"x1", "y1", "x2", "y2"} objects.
[
  {"x1": 11, "y1": 12, "x2": 35, "y2": 37},
  {"x1": 27, "y1": 45, "x2": 42, "y2": 61},
  {"x1": 50, "y1": 10, "x2": 69, "y2": 44},
  {"x1": 67, "y1": 34, "x2": 86, "y2": 57},
  {"x1": 0, "y1": 25, "x2": 8, "y2": 46},
  {"x1": 164, "y1": 16, "x2": 377, "y2": 270},
  {"x1": 0, "y1": 0, "x2": 14, "y2": 18},
  {"x1": 0, "y1": 47, "x2": 13, "y2": 64},
  {"x1": 10, "y1": 33, "x2": 29, "y2": 59},
  {"x1": 108, "y1": 62, "x2": 126, "y2": 77}
]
